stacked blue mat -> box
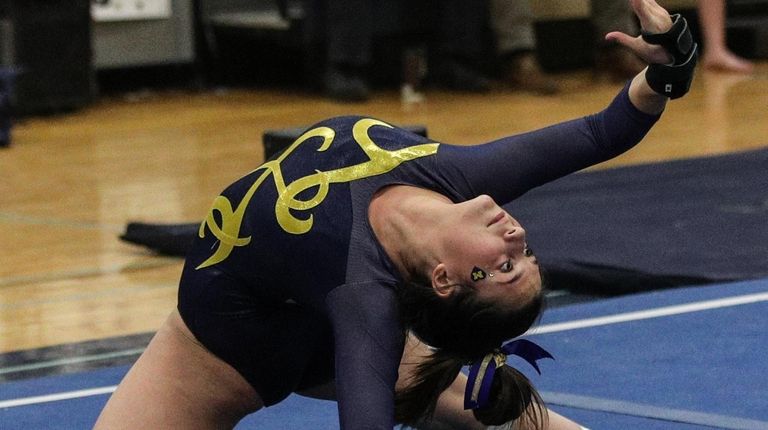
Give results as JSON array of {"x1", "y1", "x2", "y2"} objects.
[{"x1": 506, "y1": 148, "x2": 768, "y2": 294}]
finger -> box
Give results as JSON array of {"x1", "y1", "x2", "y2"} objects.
[
  {"x1": 605, "y1": 32, "x2": 671, "y2": 64},
  {"x1": 629, "y1": 0, "x2": 651, "y2": 27},
  {"x1": 631, "y1": 0, "x2": 673, "y2": 33},
  {"x1": 605, "y1": 31, "x2": 637, "y2": 48}
]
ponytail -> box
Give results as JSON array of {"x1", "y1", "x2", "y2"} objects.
[
  {"x1": 394, "y1": 278, "x2": 547, "y2": 428},
  {"x1": 474, "y1": 366, "x2": 546, "y2": 428}
]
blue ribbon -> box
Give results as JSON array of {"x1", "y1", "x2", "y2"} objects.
[{"x1": 463, "y1": 339, "x2": 553, "y2": 410}]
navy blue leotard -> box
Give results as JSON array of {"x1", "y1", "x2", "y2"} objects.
[{"x1": 177, "y1": 84, "x2": 660, "y2": 429}]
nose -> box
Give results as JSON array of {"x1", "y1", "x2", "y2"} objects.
[
  {"x1": 503, "y1": 224, "x2": 525, "y2": 240},
  {"x1": 471, "y1": 194, "x2": 496, "y2": 209}
]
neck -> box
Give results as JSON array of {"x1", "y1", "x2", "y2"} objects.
[{"x1": 368, "y1": 186, "x2": 450, "y2": 280}]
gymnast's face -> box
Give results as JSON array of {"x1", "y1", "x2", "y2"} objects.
[{"x1": 433, "y1": 194, "x2": 541, "y2": 309}]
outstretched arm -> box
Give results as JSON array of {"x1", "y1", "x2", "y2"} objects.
[
  {"x1": 433, "y1": 0, "x2": 694, "y2": 205},
  {"x1": 435, "y1": 81, "x2": 661, "y2": 205}
]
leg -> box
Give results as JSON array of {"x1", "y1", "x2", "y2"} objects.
[
  {"x1": 325, "y1": 0, "x2": 373, "y2": 68},
  {"x1": 322, "y1": 0, "x2": 374, "y2": 100},
  {"x1": 426, "y1": 0, "x2": 492, "y2": 92},
  {"x1": 591, "y1": 0, "x2": 645, "y2": 81},
  {"x1": 698, "y1": 0, "x2": 754, "y2": 73},
  {"x1": 490, "y1": 0, "x2": 560, "y2": 95},
  {"x1": 431, "y1": 0, "x2": 488, "y2": 64},
  {"x1": 94, "y1": 310, "x2": 260, "y2": 429},
  {"x1": 490, "y1": 0, "x2": 537, "y2": 55}
]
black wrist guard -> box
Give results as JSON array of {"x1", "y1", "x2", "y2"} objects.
[{"x1": 641, "y1": 14, "x2": 698, "y2": 99}]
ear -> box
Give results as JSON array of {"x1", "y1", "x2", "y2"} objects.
[{"x1": 431, "y1": 263, "x2": 457, "y2": 298}]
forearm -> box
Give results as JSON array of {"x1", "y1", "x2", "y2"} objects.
[
  {"x1": 628, "y1": 68, "x2": 668, "y2": 115},
  {"x1": 429, "y1": 372, "x2": 485, "y2": 430}
]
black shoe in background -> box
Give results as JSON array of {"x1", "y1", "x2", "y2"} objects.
[
  {"x1": 430, "y1": 59, "x2": 491, "y2": 93},
  {"x1": 500, "y1": 51, "x2": 560, "y2": 95},
  {"x1": 594, "y1": 45, "x2": 646, "y2": 83},
  {"x1": 324, "y1": 65, "x2": 370, "y2": 102}
]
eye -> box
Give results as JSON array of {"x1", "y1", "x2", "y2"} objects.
[
  {"x1": 500, "y1": 259, "x2": 513, "y2": 273},
  {"x1": 524, "y1": 247, "x2": 534, "y2": 257}
]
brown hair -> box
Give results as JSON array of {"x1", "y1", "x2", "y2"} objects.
[{"x1": 394, "y1": 279, "x2": 547, "y2": 428}]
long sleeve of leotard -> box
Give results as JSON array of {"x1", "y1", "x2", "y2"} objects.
[
  {"x1": 435, "y1": 83, "x2": 661, "y2": 204},
  {"x1": 326, "y1": 281, "x2": 405, "y2": 429}
]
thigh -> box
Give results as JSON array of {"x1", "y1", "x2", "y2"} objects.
[{"x1": 94, "y1": 310, "x2": 261, "y2": 429}]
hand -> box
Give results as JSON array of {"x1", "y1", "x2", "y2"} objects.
[{"x1": 604, "y1": 0, "x2": 674, "y2": 64}]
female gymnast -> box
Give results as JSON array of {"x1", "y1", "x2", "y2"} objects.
[{"x1": 95, "y1": 1, "x2": 696, "y2": 428}]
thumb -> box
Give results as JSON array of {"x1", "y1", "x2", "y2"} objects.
[
  {"x1": 605, "y1": 31, "x2": 673, "y2": 64},
  {"x1": 605, "y1": 31, "x2": 636, "y2": 49}
]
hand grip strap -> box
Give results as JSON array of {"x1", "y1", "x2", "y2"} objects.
[{"x1": 641, "y1": 14, "x2": 698, "y2": 99}]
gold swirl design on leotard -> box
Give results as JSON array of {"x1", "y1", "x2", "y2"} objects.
[{"x1": 196, "y1": 118, "x2": 440, "y2": 269}]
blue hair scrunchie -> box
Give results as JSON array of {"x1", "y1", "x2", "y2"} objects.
[{"x1": 463, "y1": 339, "x2": 554, "y2": 410}]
